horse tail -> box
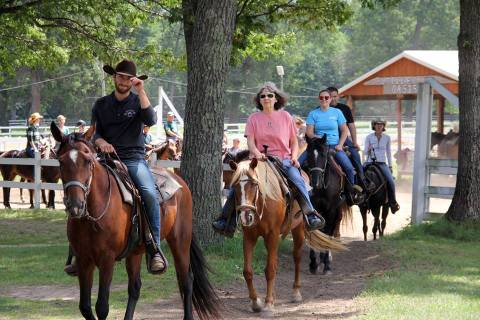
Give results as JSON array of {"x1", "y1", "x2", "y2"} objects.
[
  {"x1": 339, "y1": 202, "x2": 353, "y2": 228},
  {"x1": 188, "y1": 236, "x2": 222, "y2": 320},
  {"x1": 304, "y1": 230, "x2": 347, "y2": 252}
]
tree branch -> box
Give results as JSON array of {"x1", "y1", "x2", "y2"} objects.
[{"x1": 0, "y1": 0, "x2": 47, "y2": 14}]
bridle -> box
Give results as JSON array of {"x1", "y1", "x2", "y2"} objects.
[
  {"x1": 308, "y1": 147, "x2": 329, "y2": 190},
  {"x1": 234, "y1": 175, "x2": 265, "y2": 224},
  {"x1": 61, "y1": 138, "x2": 112, "y2": 223}
]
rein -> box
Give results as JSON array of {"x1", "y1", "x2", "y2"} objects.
[{"x1": 235, "y1": 175, "x2": 266, "y2": 223}]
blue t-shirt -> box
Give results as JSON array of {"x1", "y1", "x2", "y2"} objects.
[{"x1": 306, "y1": 107, "x2": 346, "y2": 145}]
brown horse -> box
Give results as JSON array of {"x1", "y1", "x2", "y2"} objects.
[
  {"x1": 437, "y1": 129, "x2": 459, "y2": 159},
  {"x1": 50, "y1": 123, "x2": 220, "y2": 320},
  {"x1": 221, "y1": 149, "x2": 249, "y2": 189},
  {"x1": 0, "y1": 142, "x2": 60, "y2": 209},
  {"x1": 228, "y1": 158, "x2": 343, "y2": 316},
  {"x1": 146, "y1": 140, "x2": 180, "y2": 161}
]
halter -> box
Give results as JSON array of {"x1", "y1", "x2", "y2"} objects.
[{"x1": 62, "y1": 138, "x2": 112, "y2": 223}]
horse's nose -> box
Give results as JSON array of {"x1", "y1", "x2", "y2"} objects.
[{"x1": 64, "y1": 197, "x2": 86, "y2": 218}]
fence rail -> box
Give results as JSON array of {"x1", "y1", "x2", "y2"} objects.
[{"x1": 0, "y1": 154, "x2": 231, "y2": 209}]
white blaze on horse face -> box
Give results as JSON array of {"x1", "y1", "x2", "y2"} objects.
[
  {"x1": 239, "y1": 175, "x2": 248, "y2": 206},
  {"x1": 69, "y1": 150, "x2": 78, "y2": 165},
  {"x1": 314, "y1": 149, "x2": 319, "y2": 161}
]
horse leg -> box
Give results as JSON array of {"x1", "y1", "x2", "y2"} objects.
[
  {"x1": 124, "y1": 253, "x2": 143, "y2": 320},
  {"x1": 3, "y1": 187, "x2": 11, "y2": 209},
  {"x1": 95, "y1": 258, "x2": 115, "y2": 320},
  {"x1": 262, "y1": 232, "x2": 280, "y2": 317},
  {"x1": 360, "y1": 207, "x2": 368, "y2": 241},
  {"x1": 41, "y1": 189, "x2": 47, "y2": 206},
  {"x1": 28, "y1": 187, "x2": 34, "y2": 209},
  {"x1": 48, "y1": 190, "x2": 55, "y2": 209},
  {"x1": 291, "y1": 225, "x2": 304, "y2": 303},
  {"x1": 77, "y1": 259, "x2": 96, "y2": 320},
  {"x1": 243, "y1": 235, "x2": 262, "y2": 313},
  {"x1": 19, "y1": 178, "x2": 25, "y2": 203},
  {"x1": 309, "y1": 249, "x2": 319, "y2": 274},
  {"x1": 322, "y1": 250, "x2": 333, "y2": 275},
  {"x1": 167, "y1": 236, "x2": 194, "y2": 320},
  {"x1": 372, "y1": 207, "x2": 380, "y2": 240},
  {"x1": 380, "y1": 204, "x2": 389, "y2": 237}
]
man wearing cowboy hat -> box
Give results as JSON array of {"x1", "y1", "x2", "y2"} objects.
[
  {"x1": 364, "y1": 118, "x2": 400, "y2": 213},
  {"x1": 26, "y1": 112, "x2": 44, "y2": 157},
  {"x1": 90, "y1": 59, "x2": 167, "y2": 274}
]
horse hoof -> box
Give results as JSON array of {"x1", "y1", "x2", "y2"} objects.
[
  {"x1": 29, "y1": 205, "x2": 34, "y2": 209},
  {"x1": 251, "y1": 298, "x2": 263, "y2": 313},
  {"x1": 323, "y1": 269, "x2": 333, "y2": 276},
  {"x1": 292, "y1": 289, "x2": 302, "y2": 303},
  {"x1": 260, "y1": 304, "x2": 274, "y2": 318},
  {"x1": 309, "y1": 264, "x2": 318, "y2": 275}
]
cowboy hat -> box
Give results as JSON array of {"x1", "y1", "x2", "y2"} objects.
[
  {"x1": 28, "y1": 112, "x2": 43, "y2": 125},
  {"x1": 371, "y1": 118, "x2": 386, "y2": 131},
  {"x1": 103, "y1": 59, "x2": 148, "y2": 80}
]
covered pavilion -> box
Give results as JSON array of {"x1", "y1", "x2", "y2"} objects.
[{"x1": 339, "y1": 50, "x2": 458, "y2": 152}]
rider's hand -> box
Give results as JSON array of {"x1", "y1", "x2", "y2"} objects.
[
  {"x1": 255, "y1": 152, "x2": 267, "y2": 160},
  {"x1": 96, "y1": 140, "x2": 115, "y2": 153},
  {"x1": 335, "y1": 144, "x2": 343, "y2": 152},
  {"x1": 353, "y1": 142, "x2": 360, "y2": 150},
  {"x1": 131, "y1": 77, "x2": 144, "y2": 92},
  {"x1": 291, "y1": 158, "x2": 300, "y2": 168}
]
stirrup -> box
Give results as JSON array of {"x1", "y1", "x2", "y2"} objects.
[{"x1": 146, "y1": 249, "x2": 168, "y2": 275}]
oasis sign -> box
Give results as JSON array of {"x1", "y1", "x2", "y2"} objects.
[{"x1": 364, "y1": 76, "x2": 455, "y2": 95}]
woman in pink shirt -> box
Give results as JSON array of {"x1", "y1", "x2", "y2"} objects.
[{"x1": 212, "y1": 82, "x2": 325, "y2": 236}]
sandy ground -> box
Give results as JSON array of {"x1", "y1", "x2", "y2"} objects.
[{"x1": 0, "y1": 180, "x2": 453, "y2": 319}]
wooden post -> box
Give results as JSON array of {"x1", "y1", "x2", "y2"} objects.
[
  {"x1": 34, "y1": 151, "x2": 41, "y2": 209},
  {"x1": 411, "y1": 83, "x2": 433, "y2": 224},
  {"x1": 396, "y1": 96, "x2": 403, "y2": 153},
  {"x1": 436, "y1": 97, "x2": 445, "y2": 133}
]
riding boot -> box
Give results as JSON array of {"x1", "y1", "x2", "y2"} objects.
[
  {"x1": 296, "y1": 193, "x2": 325, "y2": 231},
  {"x1": 212, "y1": 194, "x2": 237, "y2": 238},
  {"x1": 345, "y1": 182, "x2": 365, "y2": 205}
]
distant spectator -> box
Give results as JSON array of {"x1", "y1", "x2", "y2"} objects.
[
  {"x1": 76, "y1": 119, "x2": 86, "y2": 134},
  {"x1": 222, "y1": 129, "x2": 228, "y2": 150},
  {"x1": 26, "y1": 112, "x2": 43, "y2": 157},
  {"x1": 143, "y1": 125, "x2": 153, "y2": 147},
  {"x1": 56, "y1": 115, "x2": 70, "y2": 135},
  {"x1": 164, "y1": 111, "x2": 181, "y2": 141},
  {"x1": 227, "y1": 138, "x2": 241, "y2": 156},
  {"x1": 294, "y1": 116, "x2": 306, "y2": 151}
]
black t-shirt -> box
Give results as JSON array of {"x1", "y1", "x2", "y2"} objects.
[
  {"x1": 331, "y1": 102, "x2": 354, "y2": 124},
  {"x1": 91, "y1": 92, "x2": 157, "y2": 160}
]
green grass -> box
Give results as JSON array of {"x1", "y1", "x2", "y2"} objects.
[
  {"x1": 354, "y1": 218, "x2": 480, "y2": 320},
  {"x1": 0, "y1": 209, "x2": 291, "y2": 319}
]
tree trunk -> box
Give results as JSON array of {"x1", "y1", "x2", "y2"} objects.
[
  {"x1": 446, "y1": 0, "x2": 480, "y2": 222},
  {"x1": 181, "y1": 0, "x2": 237, "y2": 244},
  {"x1": 30, "y1": 69, "x2": 41, "y2": 114}
]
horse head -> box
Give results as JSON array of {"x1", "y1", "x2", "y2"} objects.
[
  {"x1": 229, "y1": 158, "x2": 262, "y2": 227},
  {"x1": 51, "y1": 121, "x2": 97, "y2": 218},
  {"x1": 305, "y1": 135, "x2": 329, "y2": 191}
]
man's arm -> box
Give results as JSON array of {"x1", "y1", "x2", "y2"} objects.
[{"x1": 348, "y1": 122, "x2": 359, "y2": 148}]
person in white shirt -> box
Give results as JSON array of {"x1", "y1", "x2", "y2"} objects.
[{"x1": 364, "y1": 119, "x2": 400, "y2": 213}]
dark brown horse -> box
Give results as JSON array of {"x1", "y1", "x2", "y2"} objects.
[
  {"x1": 0, "y1": 142, "x2": 60, "y2": 209},
  {"x1": 221, "y1": 149, "x2": 249, "y2": 189},
  {"x1": 146, "y1": 140, "x2": 180, "y2": 161},
  {"x1": 437, "y1": 129, "x2": 459, "y2": 159},
  {"x1": 50, "y1": 123, "x2": 220, "y2": 320},
  {"x1": 303, "y1": 136, "x2": 352, "y2": 275},
  {"x1": 228, "y1": 158, "x2": 343, "y2": 317},
  {"x1": 359, "y1": 162, "x2": 390, "y2": 241}
]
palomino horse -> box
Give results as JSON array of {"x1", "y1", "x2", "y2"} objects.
[
  {"x1": 0, "y1": 140, "x2": 60, "y2": 209},
  {"x1": 303, "y1": 136, "x2": 352, "y2": 275},
  {"x1": 50, "y1": 123, "x2": 220, "y2": 320},
  {"x1": 359, "y1": 161, "x2": 390, "y2": 241},
  {"x1": 228, "y1": 158, "x2": 343, "y2": 316}
]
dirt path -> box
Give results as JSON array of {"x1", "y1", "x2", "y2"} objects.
[{"x1": 0, "y1": 185, "x2": 452, "y2": 319}]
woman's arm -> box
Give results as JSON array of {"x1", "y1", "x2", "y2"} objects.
[
  {"x1": 386, "y1": 135, "x2": 392, "y2": 167},
  {"x1": 306, "y1": 124, "x2": 315, "y2": 138},
  {"x1": 336, "y1": 123, "x2": 349, "y2": 150},
  {"x1": 247, "y1": 134, "x2": 265, "y2": 159}
]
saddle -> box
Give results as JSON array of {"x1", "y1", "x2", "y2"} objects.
[
  {"x1": 100, "y1": 157, "x2": 181, "y2": 262},
  {"x1": 265, "y1": 156, "x2": 308, "y2": 238}
]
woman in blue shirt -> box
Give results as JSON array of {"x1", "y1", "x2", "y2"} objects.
[{"x1": 305, "y1": 89, "x2": 363, "y2": 203}]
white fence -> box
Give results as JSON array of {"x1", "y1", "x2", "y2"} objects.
[{"x1": 0, "y1": 153, "x2": 232, "y2": 209}]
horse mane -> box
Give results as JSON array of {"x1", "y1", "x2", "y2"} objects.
[
  {"x1": 154, "y1": 141, "x2": 169, "y2": 154},
  {"x1": 230, "y1": 160, "x2": 283, "y2": 202}
]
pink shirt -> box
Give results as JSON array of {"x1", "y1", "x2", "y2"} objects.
[{"x1": 245, "y1": 110, "x2": 296, "y2": 160}]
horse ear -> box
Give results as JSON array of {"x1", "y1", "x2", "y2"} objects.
[
  {"x1": 50, "y1": 121, "x2": 64, "y2": 142},
  {"x1": 84, "y1": 123, "x2": 95, "y2": 141},
  {"x1": 320, "y1": 134, "x2": 327, "y2": 144},
  {"x1": 250, "y1": 157, "x2": 258, "y2": 169},
  {"x1": 229, "y1": 160, "x2": 238, "y2": 171}
]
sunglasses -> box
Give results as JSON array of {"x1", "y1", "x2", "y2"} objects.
[
  {"x1": 260, "y1": 93, "x2": 275, "y2": 99},
  {"x1": 319, "y1": 96, "x2": 330, "y2": 101}
]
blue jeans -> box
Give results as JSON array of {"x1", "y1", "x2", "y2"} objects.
[
  {"x1": 329, "y1": 146, "x2": 355, "y2": 185},
  {"x1": 369, "y1": 162, "x2": 396, "y2": 203},
  {"x1": 26, "y1": 146, "x2": 35, "y2": 158},
  {"x1": 223, "y1": 159, "x2": 314, "y2": 214},
  {"x1": 123, "y1": 158, "x2": 161, "y2": 244},
  {"x1": 344, "y1": 138, "x2": 364, "y2": 182}
]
